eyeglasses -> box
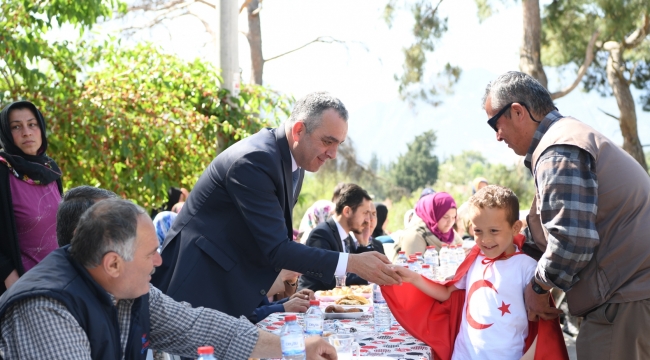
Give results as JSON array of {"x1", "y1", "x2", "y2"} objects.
[{"x1": 486, "y1": 102, "x2": 542, "y2": 132}]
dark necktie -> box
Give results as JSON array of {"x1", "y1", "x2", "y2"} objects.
[
  {"x1": 343, "y1": 235, "x2": 352, "y2": 253},
  {"x1": 292, "y1": 169, "x2": 300, "y2": 198}
]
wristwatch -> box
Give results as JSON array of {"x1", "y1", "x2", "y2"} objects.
[{"x1": 531, "y1": 279, "x2": 549, "y2": 295}]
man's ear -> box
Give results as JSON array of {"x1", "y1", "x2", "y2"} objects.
[
  {"x1": 511, "y1": 103, "x2": 526, "y2": 121},
  {"x1": 102, "y1": 252, "x2": 122, "y2": 279},
  {"x1": 291, "y1": 121, "x2": 306, "y2": 142},
  {"x1": 342, "y1": 206, "x2": 352, "y2": 218}
]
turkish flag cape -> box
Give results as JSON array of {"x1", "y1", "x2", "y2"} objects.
[{"x1": 381, "y1": 235, "x2": 569, "y2": 360}]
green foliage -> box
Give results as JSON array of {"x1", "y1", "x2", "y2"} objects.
[
  {"x1": 48, "y1": 43, "x2": 292, "y2": 207},
  {"x1": 542, "y1": 0, "x2": 650, "y2": 106},
  {"x1": 432, "y1": 150, "x2": 535, "y2": 208},
  {"x1": 390, "y1": 130, "x2": 439, "y2": 193},
  {"x1": 0, "y1": 0, "x2": 123, "y2": 98},
  {"x1": 384, "y1": 0, "x2": 461, "y2": 106},
  {"x1": 2, "y1": 10, "x2": 293, "y2": 208}
]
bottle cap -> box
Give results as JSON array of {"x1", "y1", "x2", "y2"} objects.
[
  {"x1": 415, "y1": 252, "x2": 423, "y2": 256},
  {"x1": 426, "y1": 246, "x2": 436, "y2": 249},
  {"x1": 285, "y1": 314, "x2": 297, "y2": 322},
  {"x1": 407, "y1": 259, "x2": 415, "y2": 263},
  {"x1": 309, "y1": 300, "x2": 320, "y2": 306},
  {"x1": 422, "y1": 264, "x2": 430, "y2": 268},
  {"x1": 198, "y1": 346, "x2": 214, "y2": 355},
  {"x1": 442, "y1": 243, "x2": 448, "y2": 247},
  {"x1": 399, "y1": 251, "x2": 406, "y2": 254}
]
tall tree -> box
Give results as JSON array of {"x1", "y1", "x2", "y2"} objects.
[
  {"x1": 384, "y1": 0, "x2": 460, "y2": 106},
  {"x1": 390, "y1": 130, "x2": 439, "y2": 193},
  {"x1": 120, "y1": 0, "x2": 347, "y2": 85},
  {"x1": 0, "y1": 0, "x2": 123, "y2": 103},
  {"x1": 474, "y1": 0, "x2": 598, "y2": 97},
  {"x1": 543, "y1": 0, "x2": 650, "y2": 170}
]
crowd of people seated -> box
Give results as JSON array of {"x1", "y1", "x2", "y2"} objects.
[{"x1": 3, "y1": 72, "x2": 650, "y2": 360}]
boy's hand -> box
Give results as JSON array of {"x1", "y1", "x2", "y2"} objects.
[{"x1": 393, "y1": 266, "x2": 420, "y2": 283}]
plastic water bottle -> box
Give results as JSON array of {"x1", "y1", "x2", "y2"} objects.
[
  {"x1": 423, "y1": 246, "x2": 439, "y2": 279},
  {"x1": 304, "y1": 300, "x2": 323, "y2": 337},
  {"x1": 280, "y1": 315, "x2": 306, "y2": 360},
  {"x1": 414, "y1": 252, "x2": 425, "y2": 265},
  {"x1": 454, "y1": 244, "x2": 466, "y2": 264},
  {"x1": 394, "y1": 251, "x2": 408, "y2": 266},
  {"x1": 421, "y1": 264, "x2": 434, "y2": 279},
  {"x1": 197, "y1": 346, "x2": 217, "y2": 360},
  {"x1": 439, "y1": 243, "x2": 452, "y2": 279},
  {"x1": 423, "y1": 246, "x2": 439, "y2": 266},
  {"x1": 373, "y1": 283, "x2": 391, "y2": 333},
  {"x1": 407, "y1": 259, "x2": 420, "y2": 273}
]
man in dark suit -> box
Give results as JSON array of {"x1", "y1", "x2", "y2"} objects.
[
  {"x1": 299, "y1": 184, "x2": 381, "y2": 292},
  {"x1": 152, "y1": 92, "x2": 401, "y2": 318}
]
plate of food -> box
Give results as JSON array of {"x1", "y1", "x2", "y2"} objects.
[
  {"x1": 315, "y1": 285, "x2": 373, "y2": 302},
  {"x1": 323, "y1": 304, "x2": 367, "y2": 319}
]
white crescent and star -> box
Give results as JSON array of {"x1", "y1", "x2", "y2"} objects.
[{"x1": 466, "y1": 279, "x2": 511, "y2": 330}]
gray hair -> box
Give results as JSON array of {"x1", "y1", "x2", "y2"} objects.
[
  {"x1": 70, "y1": 198, "x2": 145, "y2": 268},
  {"x1": 482, "y1": 71, "x2": 556, "y2": 119},
  {"x1": 287, "y1": 91, "x2": 348, "y2": 133}
]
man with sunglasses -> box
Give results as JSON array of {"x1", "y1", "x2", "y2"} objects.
[{"x1": 482, "y1": 71, "x2": 650, "y2": 359}]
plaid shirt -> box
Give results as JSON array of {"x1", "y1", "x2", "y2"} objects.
[
  {"x1": 0, "y1": 285, "x2": 259, "y2": 359},
  {"x1": 524, "y1": 111, "x2": 599, "y2": 291}
]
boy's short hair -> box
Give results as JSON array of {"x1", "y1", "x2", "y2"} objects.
[
  {"x1": 468, "y1": 185, "x2": 519, "y2": 225},
  {"x1": 334, "y1": 183, "x2": 371, "y2": 215}
]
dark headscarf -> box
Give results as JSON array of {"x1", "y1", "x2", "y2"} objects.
[
  {"x1": 0, "y1": 101, "x2": 61, "y2": 185},
  {"x1": 372, "y1": 203, "x2": 388, "y2": 238}
]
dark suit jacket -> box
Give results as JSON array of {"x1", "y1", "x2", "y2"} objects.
[
  {"x1": 151, "y1": 128, "x2": 339, "y2": 317},
  {"x1": 298, "y1": 218, "x2": 382, "y2": 292}
]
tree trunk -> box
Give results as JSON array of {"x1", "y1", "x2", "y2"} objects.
[
  {"x1": 246, "y1": 0, "x2": 264, "y2": 85},
  {"x1": 605, "y1": 42, "x2": 648, "y2": 171},
  {"x1": 519, "y1": 0, "x2": 548, "y2": 89}
]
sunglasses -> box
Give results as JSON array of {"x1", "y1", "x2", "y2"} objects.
[{"x1": 487, "y1": 102, "x2": 543, "y2": 132}]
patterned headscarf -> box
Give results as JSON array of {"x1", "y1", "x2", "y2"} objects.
[
  {"x1": 298, "y1": 199, "x2": 335, "y2": 233},
  {"x1": 153, "y1": 211, "x2": 177, "y2": 245},
  {"x1": 415, "y1": 192, "x2": 457, "y2": 244}
]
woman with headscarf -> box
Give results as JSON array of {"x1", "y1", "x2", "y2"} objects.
[
  {"x1": 0, "y1": 101, "x2": 63, "y2": 294},
  {"x1": 393, "y1": 192, "x2": 463, "y2": 260},
  {"x1": 297, "y1": 199, "x2": 334, "y2": 244}
]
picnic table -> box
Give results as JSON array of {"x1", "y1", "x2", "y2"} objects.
[{"x1": 256, "y1": 311, "x2": 432, "y2": 360}]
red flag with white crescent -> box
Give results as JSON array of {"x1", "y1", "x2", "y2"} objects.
[{"x1": 381, "y1": 234, "x2": 569, "y2": 360}]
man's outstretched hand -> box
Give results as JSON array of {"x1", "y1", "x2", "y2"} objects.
[{"x1": 347, "y1": 252, "x2": 402, "y2": 286}]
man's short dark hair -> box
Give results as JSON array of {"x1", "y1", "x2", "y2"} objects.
[
  {"x1": 335, "y1": 183, "x2": 371, "y2": 215},
  {"x1": 331, "y1": 182, "x2": 348, "y2": 203},
  {"x1": 70, "y1": 198, "x2": 145, "y2": 268},
  {"x1": 57, "y1": 186, "x2": 118, "y2": 247}
]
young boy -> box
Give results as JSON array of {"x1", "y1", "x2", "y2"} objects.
[{"x1": 384, "y1": 185, "x2": 567, "y2": 360}]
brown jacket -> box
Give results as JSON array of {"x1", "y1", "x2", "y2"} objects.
[{"x1": 528, "y1": 117, "x2": 650, "y2": 316}]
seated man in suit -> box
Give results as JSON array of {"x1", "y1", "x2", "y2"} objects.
[{"x1": 299, "y1": 184, "x2": 377, "y2": 291}]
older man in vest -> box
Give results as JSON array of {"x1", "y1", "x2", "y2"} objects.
[
  {"x1": 0, "y1": 197, "x2": 336, "y2": 360},
  {"x1": 482, "y1": 71, "x2": 650, "y2": 359}
]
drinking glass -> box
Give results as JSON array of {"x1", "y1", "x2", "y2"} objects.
[
  {"x1": 334, "y1": 274, "x2": 347, "y2": 288},
  {"x1": 327, "y1": 333, "x2": 360, "y2": 360}
]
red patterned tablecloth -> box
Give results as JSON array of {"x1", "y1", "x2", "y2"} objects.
[{"x1": 256, "y1": 312, "x2": 431, "y2": 360}]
